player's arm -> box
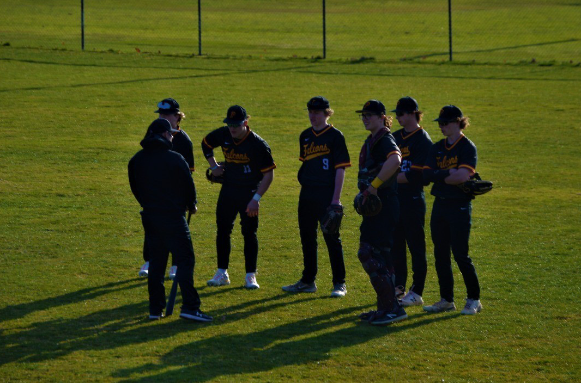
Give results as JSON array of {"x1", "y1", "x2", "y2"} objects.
[
  {"x1": 201, "y1": 130, "x2": 225, "y2": 176},
  {"x1": 246, "y1": 169, "x2": 274, "y2": 217},
  {"x1": 366, "y1": 151, "x2": 401, "y2": 195},
  {"x1": 444, "y1": 168, "x2": 472, "y2": 185},
  {"x1": 397, "y1": 171, "x2": 408, "y2": 184},
  {"x1": 445, "y1": 142, "x2": 476, "y2": 185},
  {"x1": 331, "y1": 168, "x2": 345, "y2": 205}
]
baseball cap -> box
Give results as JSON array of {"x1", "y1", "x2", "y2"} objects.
[
  {"x1": 223, "y1": 105, "x2": 248, "y2": 124},
  {"x1": 355, "y1": 100, "x2": 386, "y2": 115},
  {"x1": 307, "y1": 96, "x2": 330, "y2": 110},
  {"x1": 434, "y1": 105, "x2": 463, "y2": 123},
  {"x1": 391, "y1": 96, "x2": 419, "y2": 113},
  {"x1": 155, "y1": 98, "x2": 180, "y2": 114},
  {"x1": 148, "y1": 118, "x2": 179, "y2": 134}
]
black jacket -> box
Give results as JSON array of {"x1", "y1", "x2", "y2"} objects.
[{"x1": 128, "y1": 134, "x2": 197, "y2": 214}]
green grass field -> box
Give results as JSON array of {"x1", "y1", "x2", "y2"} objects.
[
  {"x1": 1, "y1": 0, "x2": 580, "y2": 63},
  {"x1": 1, "y1": 8, "x2": 581, "y2": 382}
]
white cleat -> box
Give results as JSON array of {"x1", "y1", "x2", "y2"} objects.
[
  {"x1": 207, "y1": 270, "x2": 230, "y2": 287},
  {"x1": 138, "y1": 262, "x2": 149, "y2": 278},
  {"x1": 460, "y1": 299, "x2": 483, "y2": 315},
  {"x1": 244, "y1": 273, "x2": 260, "y2": 289},
  {"x1": 400, "y1": 290, "x2": 424, "y2": 307}
]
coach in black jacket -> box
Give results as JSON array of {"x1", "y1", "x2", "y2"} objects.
[{"x1": 129, "y1": 118, "x2": 212, "y2": 322}]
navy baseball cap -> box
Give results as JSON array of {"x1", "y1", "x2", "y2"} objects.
[
  {"x1": 223, "y1": 105, "x2": 248, "y2": 124},
  {"x1": 434, "y1": 105, "x2": 463, "y2": 123},
  {"x1": 307, "y1": 96, "x2": 330, "y2": 110},
  {"x1": 391, "y1": 96, "x2": 419, "y2": 113},
  {"x1": 148, "y1": 118, "x2": 179, "y2": 134},
  {"x1": 155, "y1": 98, "x2": 180, "y2": 114},
  {"x1": 356, "y1": 100, "x2": 386, "y2": 115}
]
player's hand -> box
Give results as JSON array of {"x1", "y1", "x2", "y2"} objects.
[
  {"x1": 449, "y1": 168, "x2": 458, "y2": 175},
  {"x1": 365, "y1": 185, "x2": 378, "y2": 196},
  {"x1": 245, "y1": 199, "x2": 260, "y2": 217},
  {"x1": 189, "y1": 205, "x2": 198, "y2": 215},
  {"x1": 212, "y1": 166, "x2": 225, "y2": 176}
]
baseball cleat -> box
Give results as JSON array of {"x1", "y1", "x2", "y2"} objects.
[
  {"x1": 207, "y1": 270, "x2": 230, "y2": 287},
  {"x1": 358, "y1": 310, "x2": 378, "y2": 321},
  {"x1": 168, "y1": 265, "x2": 177, "y2": 280},
  {"x1": 282, "y1": 280, "x2": 317, "y2": 293},
  {"x1": 180, "y1": 309, "x2": 213, "y2": 322},
  {"x1": 148, "y1": 312, "x2": 164, "y2": 320},
  {"x1": 370, "y1": 306, "x2": 408, "y2": 325},
  {"x1": 400, "y1": 290, "x2": 424, "y2": 307},
  {"x1": 244, "y1": 273, "x2": 260, "y2": 289},
  {"x1": 139, "y1": 262, "x2": 149, "y2": 277},
  {"x1": 460, "y1": 299, "x2": 482, "y2": 315},
  {"x1": 330, "y1": 283, "x2": 347, "y2": 298},
  {"x1": 423, "y1": 298, "x2": 456, "y2": 313}
]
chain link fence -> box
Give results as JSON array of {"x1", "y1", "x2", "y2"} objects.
[{"x1": 1, "y1": 0, "x2": 580, "y2": 63}]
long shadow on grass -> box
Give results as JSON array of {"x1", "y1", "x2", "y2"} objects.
[
  {"x1": 0, "y1": 278, "x2": 145, "y2": 324},
  {"x1": 113, "y1": 308, "x2": 459, "y2": 382},
  {"x1": 0, "y1": 285, "x2": 319, "y2": 368},
  {"x1": 402, "y1": 38, "x2": 581, "y2": 61},
  {"x1": 0, "y1": 63, "x2": 319, "y2": 93}
]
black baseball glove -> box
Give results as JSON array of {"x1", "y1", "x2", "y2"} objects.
[
  {"x1": 320, "y1": 204, "x2": 344, "y2": 235},
  {"x1": 458, "y1": 172, "x2": 493, "y2": 196},
  {"x1": 206, "y1": 162, "x2": 225, "y2": 184},
  {"x1": 353, "y1": 191, "x2": 382, "y2": 217}
]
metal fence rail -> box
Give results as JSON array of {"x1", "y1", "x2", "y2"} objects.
[{"x1": 1, "y1": 0, "x2": 579, "y2": 63}]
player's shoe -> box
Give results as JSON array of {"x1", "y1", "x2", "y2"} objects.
[
  {"x1": 400, "y1": 290, "x2": 424, "y2": 307},
  {"x1": 395, "y1": 285, "x2": 406, "y2": 299},
  {"x1": 148, "y1": 312, "x2": 164, "y2": 320},
  {"x1": 423, "y1": 298, "x2": 456, "y2": 313},
  {"x1": 168, "y1": 265, "x2": 177, "y2": 280},
  {"x1": 330, "y1": 283, "x2": 347, "y2": 298},
  {"x1": 179, "y1": 309, "x2": 213, "y2": 322},
  {"x1": 244, "y1": 273, "x2": 260, "y2": 289},
  {"x1": 370, "y1": 306, "x2": 408, "y2": 325},
  {"x1": 207, "y1": 270, "x2": 230, "y2": 287},
  {"x1": 138, "y1": 262, "x2": 149, "y2": 277},
  {"x1": 460, "y1": 299, "x2": 483, "y2": 315},
  {"x1": 282, "y1": 280, "x2": 317, "y2": 293}
]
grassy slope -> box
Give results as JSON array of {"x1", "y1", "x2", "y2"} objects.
[{"x1": 0, "y1": 47, "x2": 580, "y2": 382}]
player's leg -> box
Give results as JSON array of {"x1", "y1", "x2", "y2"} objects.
[
  {"x1": 239, "y1": 189, "x2": 260, "y2": 289},
  {"x1": 215, "y1": 187, "x2": 238, "y2": 270},
  {"x1": 298, "y1": 189, "x2": 319, "y2": 284},
  {"x1": 141, "y1": 212, "x2": 170, "y2": 318},
  {"x1": 404, "y1": 194, "x2": 428, "y2": 296}
]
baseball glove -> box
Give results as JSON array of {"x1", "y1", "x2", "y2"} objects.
[
  {"x1": 458, "y1": 173, "x2": 493, "y2": 196},
  {"x1": 206, "y1": 162, "x2": 225, "y2": 184},
  {"x1": 320, "y1": 204, "x2": 344, "y2": 235},
  {"x1": 353, "y1": 191, "x2": 382, "y2": 217}
]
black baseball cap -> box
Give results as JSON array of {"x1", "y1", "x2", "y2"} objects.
[
  {"x1": 391, "y1": 96, "x2": 419, "y2": 114},
  {"x1": 434, "y1": 105, "x2": 463, "y2": 123},
  {"x1": 307, "y1": 96, "x2": 330, "y2": 110},
  {"x1": 155, "y1": 98, "x2": 180, "y2": 114},
  {"x1": 223, "y1": 105, "x2": 248, "y2": 124},
  {"x1": 356, "y1": 100, "x2": 386, "y2": 115},
  {"x1": 148, "y1": 118, "x2": 179, "y2": 134}
]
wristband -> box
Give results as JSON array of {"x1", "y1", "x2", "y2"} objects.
[
  {"x1": 252, "y1": 193, "x2": 262, "y2": 202},
  {"x1": 210, "y1": 164, "x2": 219, "y2": 171},
  {"x1": 370, "y1": 177, "x2": 384, "y2": 189}
]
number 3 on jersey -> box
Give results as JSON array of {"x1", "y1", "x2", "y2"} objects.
[
  {"x1": 322, "y1": 158, "x2": 329, "y2": 170},
  {"x1": 243, "y1": 164, "x2": 251, "y2": 174}
]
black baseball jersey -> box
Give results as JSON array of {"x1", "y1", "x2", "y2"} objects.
[
  {"x1": 298, "y1": 125, "x2": 351, "y2": 187},
  {"x1": 202, "y1": 126, "x2": 276, "y2": 188},
  {"x1": 393, "y1": 127, "x2": 432, "y2": 194},
  {"x1": 172, "y1": 129, "x2": 195, "y2": 172},
  {"x1": 423, "y1": 134, "x2": 477, "y2": 200},
  {"x1": 358, "y1": 128, "x2": 401, "y2": 193}
]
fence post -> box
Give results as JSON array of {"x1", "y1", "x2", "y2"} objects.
[
  {"x1": 81, "y1": 0, "x2": 85, "y2": 51},
  {"x1": 448, "y1": 0, "x2": 452, "y2": 61},
  {"x1": 198, "y1": 0, "x2": 202, "y2": 55},
  {"x1": 322, "y1": 0, "x2": 326, "y2": 59}
]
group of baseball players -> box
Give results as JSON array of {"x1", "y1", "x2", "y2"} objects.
[{"x1": 128, "y1": 95, "x2": 484, "y2": 325}]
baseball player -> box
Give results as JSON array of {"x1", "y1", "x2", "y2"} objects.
[
  {"x1": 138, "y1": 98, "x2": 195, "y2": 281},
  {"x1": 202, "y1": 105, "x2": 276, "y2": 289},
  {"x1": 390, "y1": 97, "x2": 433, "y2": 307},
  {"x1": 422, "y1": 105, "x2": 482, "y2": 315},
  {"x1": 129, "y1": 118, "x2": 212, "y2": 322},
  {"x1": 281, "y1": 96, "x2": 351, "y2": 297},
  {"x1": 354, "y1": 100, "x2": 407, "y2": 325}
]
